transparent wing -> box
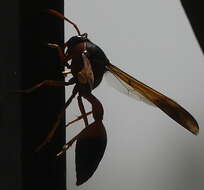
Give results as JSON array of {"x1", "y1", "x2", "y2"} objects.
[
  {"x1": 106, "y1": 63, "x2": 199, "y2": 135},
  {"x1": 104, "y1": 70, "x2": 155, "y2": 106}
]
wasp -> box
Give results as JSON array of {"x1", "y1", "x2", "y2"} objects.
[{"x1": 18, "y1": 9, "x2": 199, "y2": 185}]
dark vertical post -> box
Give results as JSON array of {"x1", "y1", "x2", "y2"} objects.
[
  {"x1": 0, "y1": 1, "x2": 66, "y2": 190},
  {"x1": 180, "y1": 1, "x2": 204, "y2": 53},
  {"x1": 0, "y1": 1, "x2": 22, "y2": 190}
]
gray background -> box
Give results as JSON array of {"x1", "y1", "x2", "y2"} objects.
[{"x1": 65, "y1": 0, "x2": 204, "y2": 189}]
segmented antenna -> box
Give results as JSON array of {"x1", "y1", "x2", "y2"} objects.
[{"x1": 47, "y1": 9, "x2": 81, "y2": 36}]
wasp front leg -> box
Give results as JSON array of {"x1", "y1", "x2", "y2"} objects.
[{"x1": 47, "y1": 43, "x2": 71, "y2": 69}]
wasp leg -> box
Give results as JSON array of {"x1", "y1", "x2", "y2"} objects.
[
  {"x1": 35, "y1": 85, "x2": 78, "y2": 152},
  {"x1": 62, "y1": 70, "x2": 71, "y2": 77},
  {"x1": 57, "y1": 120, "x2": 96, "y2": 157},
  {"x1": 16, "y1": 78, "x2": 75, "y2": 94},
  {"x1": 83, "y1": 94, "x2": 104, "y2": 122},
  {"x1": 66, "y1": 111, "x2": 92, "y2": 127},
  {"x1": 57, "y1": 94, "x2": 104, "y2": 157},
  {"x1": 57, "y1": 136, "x2": 77, "y2": 156},
  {"x1": 77, "y1": 95, "x2": 89, "y2": 127},
  {"x1": 47, "y1": 43, "x2": 67, "y2": 66}
]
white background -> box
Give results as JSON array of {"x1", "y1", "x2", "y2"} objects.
[{"x1": 65, "y1": 0, "x2": 204, "y2": 190}]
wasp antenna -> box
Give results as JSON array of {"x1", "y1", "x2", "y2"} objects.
[{"x1": 47, "y1": 9, "x2": 81, "y2": 35}]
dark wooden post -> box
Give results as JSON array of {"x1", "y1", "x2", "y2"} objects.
[{"x1": 0, "y1": 1, "x2": 66, "y2": 190}]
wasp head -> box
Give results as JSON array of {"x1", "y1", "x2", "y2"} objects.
[{"x1": 66, "y1": 33, "x2": 89, "y2": 51}]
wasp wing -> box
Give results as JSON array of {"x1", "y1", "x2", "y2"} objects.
[
  {"x1": 106, "y1": 63, "x2": 199, "y2": 135},
  {"x1": 104, "y1": 70, "x2": 155, "y2": 106}
]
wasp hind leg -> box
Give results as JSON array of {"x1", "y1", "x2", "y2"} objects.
[
  {"x1": 77, "y1": 95, "x2": 89, "y2": 127},
  {"x1": 35, "y1": 84, "x2": 78, "y2": 152},
  {"x1": 57, "y1": 93, "x2": 105, "y2": 156},
  {"x1": 66, "y1": 111, "x2": 92, "y2": 127}
]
